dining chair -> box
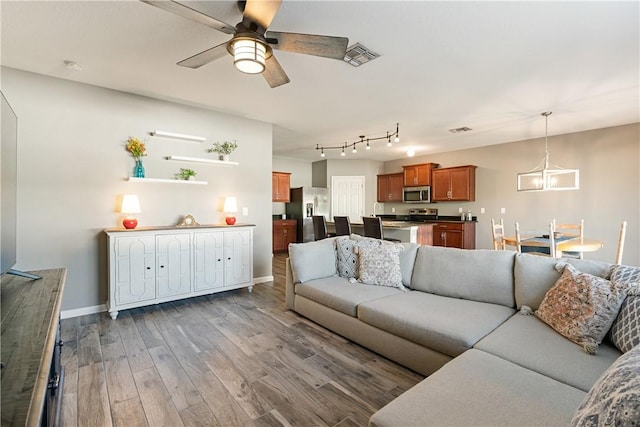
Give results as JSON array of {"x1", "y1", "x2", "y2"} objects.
[
  {"x1": 333, "y1": 216, "x2": 352, "y2": 236},
  {"x1": 312, "y1": 215, "x2": 333, "y2": 240},
  {"x1": 615, "y1": 221, "x2": 627, "y2": 264},
  {"x1": 515, "y1": 221, "x2": 556, "y2": 257},
  {"x1": 552, "y1": 219, "x2": 584, "y2": 259},
  {"x1": 362, "y1": 216, "x2": 401, "y2": 242},
  {"x1": 491, "y1": 218, "x2": 505, "y2": 250}
]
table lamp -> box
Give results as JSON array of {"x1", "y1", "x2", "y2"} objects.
[
  {"x1": 223, "y1": 196, "x2": 238, "y2": 225},
  {"x1": 120, "y1": 194, "x2": 141, "y2": 229}
]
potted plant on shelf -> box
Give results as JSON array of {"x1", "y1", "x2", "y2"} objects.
[
  {"x1": 208, "y1": 140, "x2": 238, "y2": 161},
  {"x1": 126, "y1": 137, "x2": 147, "y2": 178},
  {"x1": 177, "y1": 168, "x2": 197, "y2": 181}
]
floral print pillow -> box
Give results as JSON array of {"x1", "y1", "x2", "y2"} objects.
[{"x1": 535, "y1": 262, "x2": 627, "y2": 354}]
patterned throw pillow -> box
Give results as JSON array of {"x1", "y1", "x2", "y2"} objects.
[
  {"x1": 571, "y1": 344, "x2": 640, "y2": 427},
  {"x1": 608, "y1": 265, "x2": 640, "y2": 353},
  {"x1": 535, "y1": 262, "x2": 627, "y2": 355},
  {"x1": 335, "y1": 235, "x2": 383, "y2": 279},
  {"x1": 357, "y1": 244, "x2": 406, "y2": 291}
]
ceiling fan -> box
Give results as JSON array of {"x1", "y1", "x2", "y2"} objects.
[{"x1": 141, "y1": 0, "x2": 349, "y2": 88}]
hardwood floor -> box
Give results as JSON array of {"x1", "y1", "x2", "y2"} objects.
[{"x1": 60, "y1": 254, "x2": 424, "y2": 427}]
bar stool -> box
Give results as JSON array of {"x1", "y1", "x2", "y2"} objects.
[
  {"x1": 333, "y1": 216, "x2": 352, "y2": 236},
  {"x1": 362, "y1": 216, "x2": 401, "y2": 242}
]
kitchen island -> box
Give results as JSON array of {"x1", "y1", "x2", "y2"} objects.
[{"x1": 328, "y1": 220, "x2": 434, "y2": 245}]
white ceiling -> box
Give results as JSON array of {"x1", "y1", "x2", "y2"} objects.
[{"x1": 2, "y1": 1, "x2": 638, "y2": 162}]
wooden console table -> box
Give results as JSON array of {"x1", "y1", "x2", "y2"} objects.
[{"x1": 1, "y1": 268, "x2": 66, "y2": 427}]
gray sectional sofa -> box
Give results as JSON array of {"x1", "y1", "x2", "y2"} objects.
[{"x1": 285, "y1": 235, "x2": 639, "y2": 426}]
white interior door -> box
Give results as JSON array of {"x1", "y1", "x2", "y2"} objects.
[{"x1": 331, "y1": 176, "x2": 365, "y2": 223}]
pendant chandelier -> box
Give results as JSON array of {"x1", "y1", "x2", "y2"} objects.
[{"x1": 516, "y1": 112, "x2": 579, "y2": 192}]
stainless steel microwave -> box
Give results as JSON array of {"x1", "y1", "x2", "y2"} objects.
[{"x1": 402, "y1": 186, "x2": 431, "y2": 203}]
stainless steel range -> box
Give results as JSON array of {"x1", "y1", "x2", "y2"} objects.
[{"x1": 408, "y1": 208, "x2": 438, "y2": 221}]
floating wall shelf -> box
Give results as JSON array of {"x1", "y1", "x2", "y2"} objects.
[
  {"x1": 166, "y1": 155, "x2": 239, "y2": 166},
  {"x1": 150, "y1": 130, "x2": 206, "y2": 143},
  {"x1": 127, "y1": 177, "x2": 208, "y2": 185}
]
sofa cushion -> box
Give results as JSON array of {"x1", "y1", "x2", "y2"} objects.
[
  {"x1": 535, "y1": 262, "x2": 627, "y2": 355},
  {"x1": 474, "y1": 313, "x2": 622, "y2": 392},
  {"x1": 295, "y1": 276, "x2": 402, "y2": 317},
  {"x1": 358, "y1": 291, "x2": 515, "y2": 357},
  {"x1": 411, "y1": 245, "x2": 516, "y2": 308},
  {"x1": 357, "y1": 244, "x2": 405, "y2": 290},
  {"x1": 369, "y1": 349, "x2": 586, "y2": 427},
  {"x1": 514, "y1": 253, "x2": 612, "y2": 310},
  {"x1": 398, "y1": 243, "x2": 419, "y2": 288},
  {"x1": 288, "y1": 238, "x2": 337, "y2": 283},
  {"x1": 571, "y1": 344, "x2": 640, "y2": 427}
]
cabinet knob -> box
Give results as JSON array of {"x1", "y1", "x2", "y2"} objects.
[
  {"x1": 160, "y1": 265, "x2": 165, "y2": 268},
  {"x1": 146, "y1": 266, "x2": 151, "y2": 270},
  {"x1": 217, "y1": 258, "x2": 221, "y2": 262}
]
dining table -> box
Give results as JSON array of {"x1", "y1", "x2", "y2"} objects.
[{"x1": 503, "y1": 234, "x2": 604, "y2": 257}]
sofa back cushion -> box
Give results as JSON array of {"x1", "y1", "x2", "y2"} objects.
[
  {"x1": 411, "y1": 246, "x2": 516, "y2": 307},
  {"x1": 288, "y1": 238, "x2": 337, "y2": 283},
  {"x1": 514, "y1": 254, "x2": 612, "y2": 310}
]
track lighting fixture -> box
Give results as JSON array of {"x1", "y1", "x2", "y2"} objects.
[{"x1": 315, "y1": 123, "x2": 400, "y2": 157}]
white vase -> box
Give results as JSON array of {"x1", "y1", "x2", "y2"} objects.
[{"x1": 221, "y1": 154, "x2": 230, "y2": 162}]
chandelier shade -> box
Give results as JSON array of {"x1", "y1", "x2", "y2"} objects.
[{"x1": 517, "y1": 112, "x2": 580, "y2": 192}]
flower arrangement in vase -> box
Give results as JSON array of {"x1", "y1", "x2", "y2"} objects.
[
  {"x1": 126, "y1": 137, "x2": 147, "y2": 178},
  {"x1": 208, "y1": 140, "x2": 238, "y2": 161}
]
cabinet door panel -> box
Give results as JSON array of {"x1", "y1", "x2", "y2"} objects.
[
  {"x1": 449, "y1": 168, "x2": 472, "y2": 201},
  {"x1": 114, "y1": 236, "x2": 156, "y2": 305},
  {"x1": 156, "y1": 234, "x2": 191, "y2": 297},
  {"x1": 224, "y1": 229, "x2": 252, "y2": 286},
  {"x1": 193, "y1": 232, "x2": 225, "y2": 291},
  {"x1": 443, "y1": 231, "x2": 464, "y2": 248},
  {"x1": 431, "y1": 169, "x2": 451, "y2": 201}
]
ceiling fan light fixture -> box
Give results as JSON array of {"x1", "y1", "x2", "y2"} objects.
[{"x1": 232, "y1": 38, "x2": 266, "y2": 74}]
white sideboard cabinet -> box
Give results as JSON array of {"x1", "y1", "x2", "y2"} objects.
[{"x1": 105, "y1": 224, "x2": 254, "y2": 319}]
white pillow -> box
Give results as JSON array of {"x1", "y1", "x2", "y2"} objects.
[
  {"x1": 288, "y1": 238, "x2": 337, "y2": 283},
  {"x1": 357, "y1": 244, "x2": 406, "y2": 291}
]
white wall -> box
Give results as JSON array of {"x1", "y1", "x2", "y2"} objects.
[
  {"x1": 383, "y1": 123, "x2": 640, "y2": 265},
  {"x1": 2, "y1": 67, "x2": 273, "y2": 312}
]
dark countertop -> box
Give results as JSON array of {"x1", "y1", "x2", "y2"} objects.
[{"x1": 378, "y1": 214, "x2": 478, "y2": 223}]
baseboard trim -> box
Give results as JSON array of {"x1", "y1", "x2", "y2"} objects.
[
  {"x1": 61, "y1": 304, "x2": 106, "y2": 319},
  {"x1": 61, "y1": 275, "x2": 274, "y2": 319}
]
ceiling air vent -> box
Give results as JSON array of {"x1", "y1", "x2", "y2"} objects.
[
  {"x1": 344, "y1": 43, "x2": 380, "y2": 67},
  {"x1": 449, "y1": 127, "x2": 473, "y2": 133}
]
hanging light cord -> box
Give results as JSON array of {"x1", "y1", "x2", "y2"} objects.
[
  {"x1": 542, "y1": 111, "x2": 551, "y2": 169},
  {"x1": 315, "y1": 123, "x2": 399, "y2": 156}
]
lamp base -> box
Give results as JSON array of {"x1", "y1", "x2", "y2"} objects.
[
  {"x1": 225, "y1": 216, "x2": 236, "y2": 225},
  {"x1": 123, "y1": 216, "x2": 138, "y2": 229}
]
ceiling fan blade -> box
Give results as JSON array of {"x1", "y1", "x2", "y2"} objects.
[
  {"x1": 177, "y1": 42, "x2": 229, "y2": 68},
  {"x1": 140, "y1": 0, "x2": 236, "y2": 34},
  {"x1": 242, "y1": 0, "x2": 282, "y2": 31},
  {"x1": 266, "y1": 31, "x2": 348, "y2": 59},
  {"x1": 263, "y1": 55, "x2": 290, "y2": 88}
]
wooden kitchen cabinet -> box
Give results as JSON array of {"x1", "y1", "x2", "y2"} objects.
[
  {"x1": 432, "y1": 221, "x2": 476, "y2": 249},
  {"x1": 403, "y1": 162, "x2": 439, "y2": 187},
  {"x1": 431, "y1": 165, "x2": 477, "y2": 201},
  {"x1": 273, "y1": 219, "x2": 297, "y2": 252},
  {"x1": 377, "y1": 173, "x2": 404, "y2": 202},
  {"x1": 272, "y1": 172, "x2": 291, "y2": 202}
]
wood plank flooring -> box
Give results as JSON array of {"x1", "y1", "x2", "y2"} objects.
[{"x1": 60, "y1": 254, "x2": 424, "y2": 427}]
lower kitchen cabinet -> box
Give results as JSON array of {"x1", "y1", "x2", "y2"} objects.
[
  {"x1": 273, "y1": 219, "x2": 297, "y2": 252},
  {"x1": 432, "y1": 222, "x2": 476, "y2": 249},
  {"x1": 106, "y1": 225, "x2": 254, "y2": 319}
]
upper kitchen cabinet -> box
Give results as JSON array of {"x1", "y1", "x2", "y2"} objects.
[
  {"x1": 431, "y1": 165, "x2": 477, "y2": 202},
  {"x1": 403, "y1": 163, "x2": 439, "y2": 187},
  {"x1": 377, "y1": 173, "x2": 404, "y2": 202},
  {"x1": 272, "y1": 172, "x2": 291, "y2": 202}
]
